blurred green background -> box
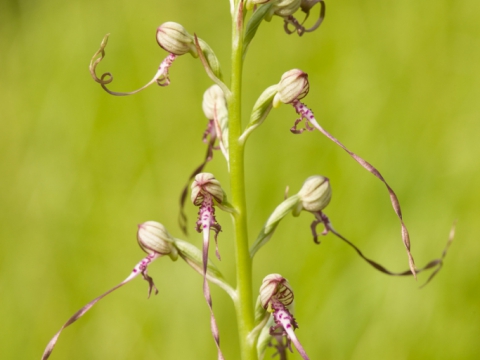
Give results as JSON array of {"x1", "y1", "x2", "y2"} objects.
[{"x1": 1, "y1": 0, "x2": 479, "y2": 359}]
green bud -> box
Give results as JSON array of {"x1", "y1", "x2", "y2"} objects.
[
  {"x1": 273, "y1": 69, "x2": 309, "y2": 107},
  {"x1": 156, "y1": 22, "x2": 198, "y2": 57},
  {"x1": 137, "y1": 221, "x2": 178, "y2": 260},
  {"x1": 203, "y1": 85, "x2": 229, "y2": 154},
  {"x1": 202, "y1": 85, "x2": 228, "y2": 122},
  {"x1": 294, "y1": 175, "x2": 332, "y2": 216},
  {"x1": 191, "y1": 173, "x2": 224, "y2": 206}
]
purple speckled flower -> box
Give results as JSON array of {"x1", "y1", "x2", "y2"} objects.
[
  {"x1": 41, "y1": 221, "x2": 176, "y2": 360},
  {"x1": 260, "y1": 274, "x2": 310, "y2": 360},
  {"x1": 191, "y1": 172, "x2": 225, "y2": 360}
]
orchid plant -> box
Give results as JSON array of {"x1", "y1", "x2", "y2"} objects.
[{"x1": 42, "y1": 1, "x2": 455, "y2": 359}]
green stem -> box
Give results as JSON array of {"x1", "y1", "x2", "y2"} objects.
[{"x1": 229, "y1": 2, "x2": 257, "y2": 360}]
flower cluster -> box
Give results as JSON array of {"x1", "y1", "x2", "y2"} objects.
[{"x1": 43, "y1": 3, "x2": 456, "y2": 360}]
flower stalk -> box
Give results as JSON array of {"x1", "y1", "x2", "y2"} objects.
[{"x1": 229, "y1": 2, "x2": 258, "y2": 360}]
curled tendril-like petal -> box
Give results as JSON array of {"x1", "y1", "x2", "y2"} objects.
[
  {"x1": 41, "y1": 253, "x2": 160, "y2": 360},
  {"x1": 300, "y1": 0, "x2": 326, "y2": 31},
  {"x1": 191, "y1": 175, "x2": 225, "y2": 360},
  {"x1": 89, "y1": 34, "x2": 177, "y2": 96},
  {"x1": 310, "y1": 211, "x2": 456, "y2": 288},
  {"x1": 89, "y1": 34, "x2": 112, "y2": 85},
  {"x1": 101, "y1": 54, "x2": 176, "y2": 96},
  {"x1": 284, "y1": 0, "x2": 326, "y2": 36}
]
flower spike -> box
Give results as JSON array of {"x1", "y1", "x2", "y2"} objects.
[
  {"x1": 89, "y1": 34, "x2": 178, "y2": 96},
  {"x1": 42, "y1": 221, "x2": 176, "y2": 360},
  {"x1": 259, "y1": 274, "x2": 310, "y2": 360},
  {"x1": 191, "y1": 173, "x2": 225, "y2": 360}
]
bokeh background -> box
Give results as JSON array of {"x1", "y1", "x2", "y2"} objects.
[{"x1": 1, "y1": 0, "x2": 479, "y2": 359}]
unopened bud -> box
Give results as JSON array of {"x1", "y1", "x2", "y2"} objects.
[
  {"x1": 259, "y1": 274, "x2": 294, "y2": 310},
  {"x1": 202, "y1": 85, "x2": 227, "y2": 120},
  {"x1": 294, "y1": 175, "x2": 331, "y2": 215},
  {"x1": 137, "y1": 221, "x2": 178, "y2": 260},
  {"x1": 191, "y1": 173, "x2": 224, "y2": 206},
  {"x1": 156, "y1": 22, "x2": 198, "y2": 57},
  {"x1": 273, "y1": 69, "x2": 309, "y2": 107}
]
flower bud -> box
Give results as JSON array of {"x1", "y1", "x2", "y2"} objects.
[
  {"x1": 273, "y1": 69, "x2": 309, "y2": 107},
  {"x1": 137, "y1": 221, "x2": 177, "y2": 260},
  {"x1": 156, "y1": 22, "x2": 198, "y2": 57},
  {"x1": 259, "y1": 274, "x2": 294, "y2": 310},
  {"x1": 191, "y1": 173, "x2": 224, "y2": 206},
  {"x1": 294, "y1": 175, "x2": 332, "y2": 215},
  {"x1": 202, "y1": 85, "x2": 227, "y2": 120},
  {"x1": 202, "y1": 85, "x2": 229, "y2": 154}
]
